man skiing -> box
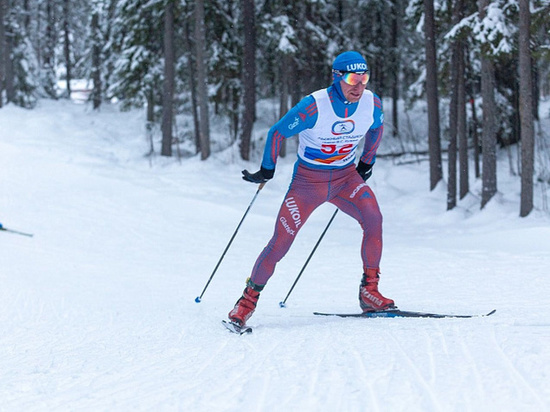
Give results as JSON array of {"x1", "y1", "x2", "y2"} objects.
[{"x1": 228, "y1": 51, "x2": 395, "y2": 328}]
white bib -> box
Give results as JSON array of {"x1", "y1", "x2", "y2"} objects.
[{"x1": 297, "y1": 89, "x2": 375, "y2": 168}]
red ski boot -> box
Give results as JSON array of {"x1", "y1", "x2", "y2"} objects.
[
  {"x1": 228, "y1": 279, "x2": 264, "y2": 326},
  {"x1": 359, "y1": 269, "x2": 395, "y2": 312}
]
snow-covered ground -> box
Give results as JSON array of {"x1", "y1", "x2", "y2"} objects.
[{"x1": 1, "y1": 99, "x2": 549, "y2": 411}]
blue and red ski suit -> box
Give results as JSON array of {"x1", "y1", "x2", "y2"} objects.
[{"x1": 250, "y1": 82, "x2": 384, "y2": 286}]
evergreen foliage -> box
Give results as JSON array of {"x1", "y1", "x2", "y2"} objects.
[{"x1": 1, "y1": 0, "x2": 549, "y2": 214}]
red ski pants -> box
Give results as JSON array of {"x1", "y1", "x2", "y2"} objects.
[{"x1": 250, "y1": 163, "x2": 383, "y2": 286}]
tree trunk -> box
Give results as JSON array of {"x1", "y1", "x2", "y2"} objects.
[
  {"x1": 447, "y1": 35, "x2": 458, "y2": 211},
  {"x1": 44, "y1": 0, "x2": 57, "y2": 98},
  {"x1": 469, "y1": 95, "x2": 480, "y2": 178},
  {"x1": 161, "y1": 0, "x2": 175, "y2": 157},
  {"x1": 195, "y1": 0, "x2": 210, "y2": 160},
  {"x1": 23, "y1": 0, "x2": 30, "y2": 32},
  {"x1": 448, "y1": 0, "x2": 468, "y2": 209},
  {"x1": 183, "y1": 17, "x2": 200, "y2": 154},
  {"x1": 91, "y1": 9, "x2": 102, "y2": 109},
  {"x1": 455, "y1": 0, "x2": 468, "y2": 199},
  {"x1": 4, "y1": 22, "x2": 14, "y2": 103},
  {"x1": 465, "y1": 45, "x2": 480, "y2": 179},
  {"x1": 239, "y1": 0, "x2": 256, "y2": 161},
  {"x1": 479, "y1": 0, "x2": 497, "y2": 209},
  {"x1": 424, "y1": 0, "x2": 443, "y2": 190},
  {"x1": 0, "y1": 0, "x2": 5, "y2": 108},
  {"x1": 63, "y1": 0, "x2": 71, "y2": 98},
  {"x1": 391, "y1": 0, "x2": 400, "y2": 138},
  {"x1": 457, "y1": 43, "x2": 468, "y2": 199},
  {"x1": 519, "y1": 0, "x2": 534, "y2": 217},
  {"x1": 232, "y1": 88, "x2": 239, "y2": 143}
]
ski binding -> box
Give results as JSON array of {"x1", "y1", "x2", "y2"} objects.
[{"x1": 222, "y1": 320, "x2": 253, "y2": 335}]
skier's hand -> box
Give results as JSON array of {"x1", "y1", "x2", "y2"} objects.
[
  {"x1": 356, "y1": 161, "x2": 373, "y2": 181},
  {"x1": 242, "y1": 167, "x2": 274, "y2": 184}
]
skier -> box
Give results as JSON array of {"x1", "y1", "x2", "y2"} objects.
[{"x1": 228, "y1": 51, "x2": 395, "y2": 327}]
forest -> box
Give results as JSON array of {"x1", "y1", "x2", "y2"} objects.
[{"x1": 1, "y1": 0, "x2": 549, "y2": 216}]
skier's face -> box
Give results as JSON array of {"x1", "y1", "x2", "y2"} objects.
[{"x1": 340, "y1": 78, "x2": 367, "y2": 103}]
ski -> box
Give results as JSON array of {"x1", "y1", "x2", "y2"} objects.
[
  {"x1": 313, "y1": 308, "x2": 496, "y2": 319},
  {"x1": 222, "y1": 320, "x2": 253, "y2": 335}
]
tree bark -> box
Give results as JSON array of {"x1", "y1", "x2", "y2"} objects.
[
  {"x1": 239, "y1": 0, "x2": 256, "y2": 161},
  {"x1": 448, "y1": 0, "x2": 468, "y2": 209},
  {"x1": 145, "y1": 88, "x2": 155, "y2": 156},
  {"x1": 448, "y1": 36, "x2": 458, "y2": 210},
  {"x1": 161, "y1": 0, "x2": 175, "y2": 157},
  {"x1": 519, "y1": 0, "x2": 534, "y2": 217},
  {"x1": 4, "y1": 20, "x2": 14, "y2": 103},
  {"x1": 479, "y1": 0, "x2": 497, "y2": 209},
  {"x1": 424, "y1": 0, "x2": 443, "y2": 190},
  {"x1": 183, "y1": 17, "x2": 200, "y2": 154},
  {"x1": 468, "y1": 95, "x2": 480, "y2": 179},
  {"x1": 195, "y1": 0, "x2": 210, "y2": 160},
  {"x1": 63, "y1": 0, "x2": 71, "y2": 98},
  {"x1": 457, "y1": 42, "x2": 468, "y2": 199},
  {"x1": 465, "y1": 46, "x2": 480, "y2": 179},
  {"x1": 455, "y1": 0, "x2": 468, "y2": 199},
  {"x1": 0, "y1": 0, "x2": 5, "y2": 108},
  {"x1": 91, "y1": 10, "x2": 101, "y2": 109},
  {"x1": 44, "y1": 0, "x2": 57, "y2": 98},
  {"x1": 23, "y1": 0, "x2": 30, "y2": 32},
  {"x1": 391, "y1": 0, "x2": 400, "y2": 138}
]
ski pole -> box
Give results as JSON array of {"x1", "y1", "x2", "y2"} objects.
[
  {"x1": 0, "y1": 223, "x2": 34, "y2": 237},
  {"x1": 195, "y1": 183, "x2": 266, "y2": 303},
  {"x1": 279, "y1": 208, "x2": 339, "y2": 307}
]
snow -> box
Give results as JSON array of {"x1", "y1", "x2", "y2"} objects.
[{"x1": 1, "y1": 99, "x2": 550, "y2": 411}]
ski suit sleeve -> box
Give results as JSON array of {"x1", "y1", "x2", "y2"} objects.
[
  {"x1": 261, "y1": 95, "x2": 318, "y2": 172},
  {"x1": 359, "y1": 93, "x2": 383, "y2": 165}
]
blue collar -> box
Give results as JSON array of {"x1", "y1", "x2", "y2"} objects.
[{"x1": 331, "y1": 82, "x2": 359, "y2": 106}]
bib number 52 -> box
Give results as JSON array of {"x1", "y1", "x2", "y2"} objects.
[{"x1": 321, "y1": 144, "x2": 353, "y2": 155}]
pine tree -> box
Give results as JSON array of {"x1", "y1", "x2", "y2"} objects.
[
  {"x1": 109, "y1": 0, "x2": 164, "y2": 112},
  {"x1": 2, "y1": 0, "x2": 37, "y2": 107}
]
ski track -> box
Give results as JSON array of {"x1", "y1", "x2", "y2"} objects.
[
  {"x1": 351, "y1": 345, "x2": 382, "y2": 412},
  {"x1": 489, "y1": 326, "x2": 547, "y2": 410},
  {"x1": 456, "y1": 325, "x2": 489, "y2": 410},
  {"x1": 384, "y1": 327, "x2": 444, "y2": 411}
]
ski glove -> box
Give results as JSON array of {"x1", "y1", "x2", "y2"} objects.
[
  {"x1": 242, "y1": 167, "x2": 274, "y2": 184},
  {"x1": 356, "y1": 161, "x2": 374, "y2": 181}
]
